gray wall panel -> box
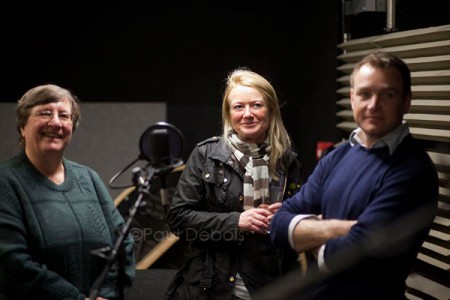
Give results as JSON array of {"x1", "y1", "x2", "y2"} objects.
[{"x1": 0, "y1": 102, "x2": 166, "y2": 198}]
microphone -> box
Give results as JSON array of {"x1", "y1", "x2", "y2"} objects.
[
  {"x1": 98, "y1": 122, "x2": 185, "y2": 300},
  {"x1": 160, "y1": 175, "x2": 170, "y2": 209},
  {"x1": 149, "y1": 128, "x2": 171, "y2": 169},
  {"x1": 139, "y1": 122, "x2": 184, "y2": 174},
  {"x1": 149, "y1": 129, "x2": 171, "y2": 207},
  {"x1": 138, "y1": 122, "x2": 184, "y2": 208},
  {"x1": 108, "y1": 122, "x2": 184, "y2": 190}
]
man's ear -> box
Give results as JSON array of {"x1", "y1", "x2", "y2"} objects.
[
  {"x1": 350, "y1": 88, "x2": 355, "y2": 110},
  {"x1": 403, "y1": 92, "x2": 412, "y2": 114}
]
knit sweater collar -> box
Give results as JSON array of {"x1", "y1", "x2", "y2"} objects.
[{"x1": 18, "y1": 150, "x2": 74, "y2": 192}]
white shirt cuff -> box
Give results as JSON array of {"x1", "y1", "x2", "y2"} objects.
[
  {"x1": 288, "y1": 214, "x2": 318, "y2": 249},
  {"x1": 317, "y1": 244, "x2": 330, "y2": 273}
]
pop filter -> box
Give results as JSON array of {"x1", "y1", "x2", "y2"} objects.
[
  {"x1": 139, "y1": 122, "x2": 184, "y2": 172},
  {"x1": 109, "y1": 122, "x2": 184, "y2": 189}
]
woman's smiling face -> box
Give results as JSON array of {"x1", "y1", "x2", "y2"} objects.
[
  {"x1": 228, "y1": 84, "x2": 269, "y2": 144},
  {"x1": 20, "y1": 98, "x2": 74, "y2": 157}
]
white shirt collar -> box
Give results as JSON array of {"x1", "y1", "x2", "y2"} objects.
[{"x1": 349, "y1": 121, "x2": 410, "y2": 155}]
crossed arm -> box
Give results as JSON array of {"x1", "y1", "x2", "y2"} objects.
[{"x1": 292, "y1": 217, "x2": 357, "y2": 257}]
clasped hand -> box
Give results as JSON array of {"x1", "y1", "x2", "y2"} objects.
[{"x1": 238, "y1": 203, "x2": 282, "y2": 234}]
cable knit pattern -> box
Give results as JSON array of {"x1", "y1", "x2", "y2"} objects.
[
  {"x1": 0, "y1": 151, "x2": 135, "y2": 300},
  {"x1": 87, "y1": 204, "x2": 108, "y2": 234}
]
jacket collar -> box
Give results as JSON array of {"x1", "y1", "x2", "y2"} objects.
[
  {"x1": 209, "y1": 137, "x2": 298, "y2": 169},
  {"x1": 209, "y1": 137, "x2": 232, "y2": 162}
]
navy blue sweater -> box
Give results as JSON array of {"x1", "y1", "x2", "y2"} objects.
[{"x1": 270, "y1": 135, "x2": 438, "y2": 299}]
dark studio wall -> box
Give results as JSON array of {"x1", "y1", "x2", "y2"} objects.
[
  {"x1": 0, "y1": 1, "x2": 341, "y2": 179},
  {"x1": 1, "y1": 0, "x2": 449, "y2": 180}
]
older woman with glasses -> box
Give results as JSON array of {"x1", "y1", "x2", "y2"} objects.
[{"x1": 0, "y1": 84, "x2": 135, "y2": 300}]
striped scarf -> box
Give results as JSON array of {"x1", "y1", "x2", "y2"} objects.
[{"x1": 228, "y1": 132, "x2": 271, "y2": 210}]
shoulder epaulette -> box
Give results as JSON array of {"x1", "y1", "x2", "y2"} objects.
[{"x1": 196, "y1": 136, "x2": 220, "y2": 146}]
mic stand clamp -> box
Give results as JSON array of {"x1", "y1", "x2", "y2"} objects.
[{"x1": 89, "y1": 167, "x2": 156, "y2": 300}]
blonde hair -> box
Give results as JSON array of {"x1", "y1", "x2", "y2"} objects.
[{"x1": 222, "y1": 68, "x2": 292, "y2": 178}]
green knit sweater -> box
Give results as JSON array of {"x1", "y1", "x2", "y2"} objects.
[{"x1": 0, "y1": 151, "x2": 135, "y2": 299}]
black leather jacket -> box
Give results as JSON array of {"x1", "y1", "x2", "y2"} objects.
[{"x1": 165, "y1": 136, "x2": 303, "y2": 300}]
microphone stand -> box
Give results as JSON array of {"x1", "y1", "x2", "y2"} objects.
[
  {"x1": 89, "y1": 166, "x2": 156, "y2": 300},
  {"x1": 159, "y1": 173, "x2": 171, "y2": 217}
]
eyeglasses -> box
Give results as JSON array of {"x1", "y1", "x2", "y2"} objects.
[{"x1": 31, "y1": 110, "x2": 73, "y2": 124}]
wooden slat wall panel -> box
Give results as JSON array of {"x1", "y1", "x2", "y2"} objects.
[
  {"x1": 339, "y1": 25, "x2": 450, "y2": 52},
  {"x1": 338, "y1": 40, "x2": 450, "y2": 63},
  {"x1": 336, "y1": 24, "x2": 450, "y2": 299}
]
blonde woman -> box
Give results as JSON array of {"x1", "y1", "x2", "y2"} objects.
[{"x1": 166, "y1": 69, "x2": 303, "y2": 299}]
